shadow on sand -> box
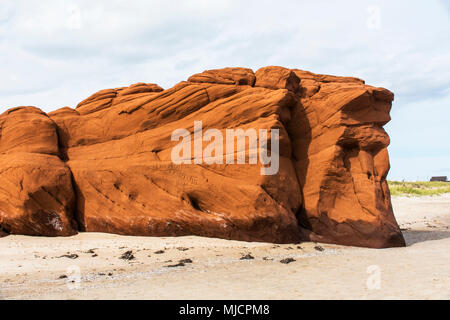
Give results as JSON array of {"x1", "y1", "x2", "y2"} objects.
[{"x1": 403, "y1": 229, "x2": 450, "y2": 246}]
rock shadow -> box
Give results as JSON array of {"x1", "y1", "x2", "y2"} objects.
[{"x1": 403, "y1": 229, "x2": 450, "y2": 246}]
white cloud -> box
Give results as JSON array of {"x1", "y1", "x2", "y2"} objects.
[{"x1": 1, "y1": 0, "x2": 449, "y2": 109}]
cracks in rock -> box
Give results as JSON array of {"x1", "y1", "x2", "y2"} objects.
[
  {"x1": 197, "y1": 164, "x2": 231, "y2": 179},
  {"x1": 40, "y1": 186, "x2": 64, "y2": 207},
  {"x1": 45, "y1": 114, "x2": 67, "y2": 161},
  {"x1": 86, "y1": 179, "x2": 116, "y2": 204},
  {"x1": 340, "y1": 144, "x2": 379, "y2": 218},
  {"x1": 181, "y1": 193, "x2": 203, "y2": 212},
  {"x1": 119, "y1": 105, "x2": 142, "y2": 115},
  {"x1": 295, "y1": 205, "x2": 313, "y2": 231},
  {"x1": 286, "y1": 91, "x2": 311, "y2": 233},
  {"x1": 68, "y1": 171, "x2": 84, "y2": 232},
  {"x1": 143, "y1": 174, "x2": 178, "y2": 199},
  {"x1": 48, "y1": 115, "x2": 81, "y2": 232},
  {"x1": 118, "y1": 93, "x2": 160, "y2": 115},
  {"x1": 203, "y1": 88, "x2": 211, "y2": 104},
  {"x1": 259, "y1": 184, "x2": 282, "y2": 208},
  {"x1": 153, "y1": 86, "x2": 209, "y2": 117},
  {"x1": 151, "y1": 148, "x2": 162, "y2": 161}
]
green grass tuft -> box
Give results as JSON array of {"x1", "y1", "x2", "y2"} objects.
[{"x1": 388, "y1": 181, "x2": 450, "y2": 197}]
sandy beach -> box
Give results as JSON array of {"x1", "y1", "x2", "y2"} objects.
[{"x1": 0, "y1": 195, "x2": 449, "y2": 300}]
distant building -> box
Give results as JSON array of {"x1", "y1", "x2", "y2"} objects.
[{"x1": 430, "y1": 176, "x2": 448, "y2": 182}]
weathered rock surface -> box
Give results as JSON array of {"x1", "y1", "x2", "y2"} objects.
[
  {"x1": 0, "y1": 107, "x2": 77, "y2": 236},
  {"x1": 0, "y1": 69, "x2": 405, "y2": 248}
]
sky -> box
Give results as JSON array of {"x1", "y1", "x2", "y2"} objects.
[{"x1": 0, "y1": 0, "x2": 449, "y2": 181}]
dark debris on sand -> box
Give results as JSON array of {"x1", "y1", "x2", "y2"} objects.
[
  {"x1": 58, "y1": 254, "x2": 79, "y2": 259},
  {"x1": 240, "y1": 253, "x2": 255, "y2": 260},
  {"x1": 179, "y1": 259, "x2": 193, "y2": 264},
  {"x1": 120, "y1": 250, "x2": 135, "y2": 261},
  {"x1": 166, "y1": 262, "x2": 185, "y2": 268},
  {"x1": 314, "y1": 245, "x2": 325, "y2": 252},
  {"x1": 165, "y1": 258, "x2": 193, "y2": 268},
  {"x1": 280, "y1": 258, "x2": 296, "y2": 264}
]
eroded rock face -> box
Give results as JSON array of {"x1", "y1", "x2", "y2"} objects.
[
  {"x1": 0, "y1": 107, "x2": 77, "y2": 236},
  {"x1": 0, "y1": 69, "x2": 405, "y2": 248},
  {"x1": 289, "y1": 70, "x2": 404, "y2": 248}
]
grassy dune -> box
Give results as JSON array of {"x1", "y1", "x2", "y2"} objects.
[{"x1": 388, "y1": 181, "x2": 450, "y2": 197}]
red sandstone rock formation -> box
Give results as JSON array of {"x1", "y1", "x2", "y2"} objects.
[{"x1": 0, "y1": 67, "x2": 405, "y2": 248}]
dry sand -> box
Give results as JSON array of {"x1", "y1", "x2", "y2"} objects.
[{"x1": 0, "y1": 195, "x2": 449, "y2": 300}]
